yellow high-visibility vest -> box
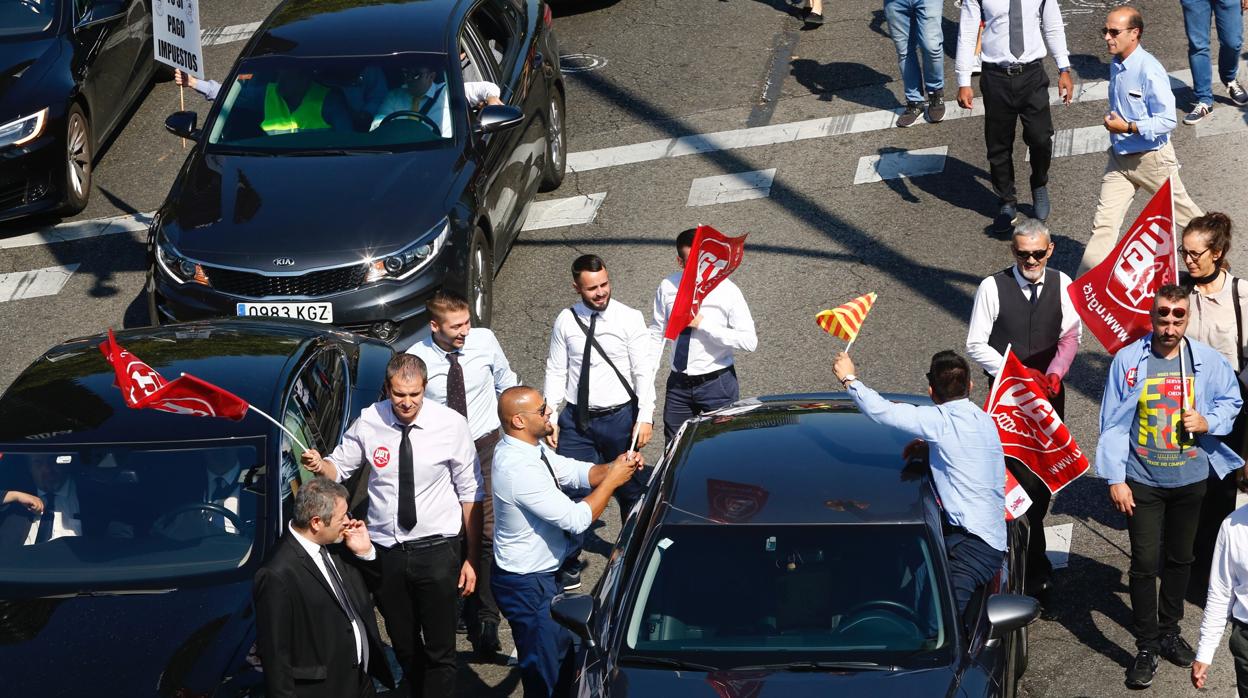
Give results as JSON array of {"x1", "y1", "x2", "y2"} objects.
[{"x1": 260, "y1": 83, "x2": 331, "y2": 134}]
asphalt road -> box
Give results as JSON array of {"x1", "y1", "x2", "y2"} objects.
[{"x1": 3, "y1": 0, "x2": 1248, "y2": 695}]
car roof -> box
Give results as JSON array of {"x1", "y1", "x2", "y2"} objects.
[
  {"x1": 248, "y1": 0, "x2": 464, "y2": 58},
  {"x1": 0, "y1": 319, "x2": 345, "y2": 445},
  {"x1": 657, "y1": 393, "x2": 939, "y2": 527}
]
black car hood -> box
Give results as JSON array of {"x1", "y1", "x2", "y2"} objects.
[
  {"x1": 0, "y1": 37, "x2": 61, "y2": 123},
  {"x1": 0, "y1": 581, "x2": 256, "y2": 698},
  {"x1": 610, "y1": 664, "x2": 962, "y2": 698},
  {"x1": 162, "y1": 147, "x2": 464, "y2": 272}
]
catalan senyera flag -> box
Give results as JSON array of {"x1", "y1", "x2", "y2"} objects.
[{"x1": 816, "y1": 292, "x2": 877, "y2": 342}]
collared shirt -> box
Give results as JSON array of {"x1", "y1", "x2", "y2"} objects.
[
  {"x1": 648, "y1": 274, "x2": 758, "y2": 376},
  {"x1": 407, "y1": 329, "x2": 519, "y2": 440},
  {"x1": 24, "y1": 478, "x2": 82, "y2": 545},
  {"x1": 1197, "y1": 505, "x2": 1248, "y2": 665},
  {"x1": 847, "y1": 381, "x2": 1007, "y2": 552},
  {"x1": 1108, "y1": 46, "x2": 1176, "y2": 154},
  {"x1": 492, "y1": 434, "x2": 594, "y2": 574},
  {"x1": 544, "y1": 299, "x2": 657, "y2": 423},
  {"x1": 1188, "y1": 273, "x2": 1248, "y2": 371},
  {"x1": 371, "y1": 82, "x2": 452, "y2": 134},
  {"x1": 966, "y1": 265, "x2": 1082, "y2": 377},
  {"x1": 955, "y1": 0, "x2": 1071, "y2": 87},
  {"x1": 286, "y1": 523, "x2": 376, "y2": 665},
  {"x1": 328, "y1": 400, "x2": 481, "y2": 546},
  {"x1": 206, "y1": 464, "x2": 242, "y2": 534},
  {"x1": 1096, "y1": 334, "x2": 1244, "y2": 485}
]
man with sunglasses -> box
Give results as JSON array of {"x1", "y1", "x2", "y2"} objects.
[
  {"x1": 1098, "y1": 284, "x2": 1244, "y2": 688},
  {"x1": 966, "y1": 215, "x2": 1081, "y2": 608},
  {"x1": 1078, "y1": 6, "x2": 1204, "y2": 275},
  {"x1": 491, "y1": 386, "x2": 641, "y2": 697}
]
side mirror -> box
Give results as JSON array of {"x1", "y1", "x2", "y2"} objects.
[
  {"x1": 551, "y1": 592, "x2": 596, "y2": 649},
  {"x1": 165, "y1": 111, "x2": 199, "y2": 140},
  {"x1": 986, "y1": 593, "x2": 1039, "y2": 640},
  {"x1": 474, "y1": 105, "x2": 524, "y2": 135}
]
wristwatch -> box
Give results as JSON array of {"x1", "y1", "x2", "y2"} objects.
[{"x1": 840, "y1": 374, "x2": 857, "y2": 386}]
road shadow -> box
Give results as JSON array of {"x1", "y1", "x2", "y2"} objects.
[
  {"x1": 1044, "y1": 551, "x2": 1137, "y2": 671},
  {"x1": 871, "y1": 149, "x2": 997, "y2": 216},
  {"x1": 455, "y1": 652, "x2": 521, "y2": 697},
  {"x1": 1068, "y1": 53, "x2": 1112, "y2": 82},
  {"x1": 548, "y1": 0, "x2": 624, "y2": 18},
  {"x1": 789, "y1": 59, "x2": 899, "y2": 109}
]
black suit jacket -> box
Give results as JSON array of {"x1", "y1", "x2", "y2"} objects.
[
  {"x1": 0, "y1": 475, "x2": 130, "y2": 548},
  {"x1": 254, "y1": 532, "x2": 395, "y2": 698}
]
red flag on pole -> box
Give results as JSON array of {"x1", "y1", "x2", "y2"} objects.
[
  {"x1": 986, "y1": 351, "x2": 1091, "y2": 494},
  {"x1": 664, "y1": 225, "x2": 747, "y2": 340},
  {"x1": 99, "y1": 331, "x2": 248, "y2": 420},
  {"x1": 1068, "y1": 177, "x2": 1179, "y2": 354},
  {"x1": 100, "y1": 329, "x2": 169, "y2": 407},
  {"x1": 1004, "y1": 468, "x2": 1033, "y2": 521}
]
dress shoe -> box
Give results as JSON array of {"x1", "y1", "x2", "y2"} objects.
[
  {"x1": 474, "y1": 620, "x2": 502, "y2": 658},
  {"x1": 1031, "y1": 186, "x2": 1051, "y2": 221},
  {"x1": 992, "y1": 203, "x2": 1018, "y2": 234}
]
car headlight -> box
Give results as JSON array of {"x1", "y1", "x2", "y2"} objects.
[
  {"x1": 0, "y1": 108, "x2": 49, "y2": 148},
  {"x1": 155, "y1": 238, "x2": 211, "y2": 286},
  {"x1": 364, "y1": 220, "x2": 451, "y2": 283}
]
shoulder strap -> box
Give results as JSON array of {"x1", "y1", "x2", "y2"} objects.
[
  {"x1": 567, "y1": 307, "x2": 638, "y2": 405},
  {"x1": 1234, "y1": 277, "x2": 1245, "y2": 370}
]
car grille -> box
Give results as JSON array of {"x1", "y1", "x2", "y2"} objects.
[
  {"x1": 206, "y1": 264, "x2": 369, "y2": 298},
  {"x1": 0, "y1": 180, "x2": 24, "y2": 211}
]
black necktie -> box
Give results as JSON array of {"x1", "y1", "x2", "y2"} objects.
[
  {"x1": 576, "y1": 312, "x2": 598, "y2": 432},
  {"x1": 539, "y1": 451, "x2": 574, "y2": 545},
  {"x1": 1009, "y1": 0, "x2": 1025, "y2": 58},
  {"x1": 210, "y1": 477, "x2": 232, "y2": 528},
  {"x1": 1028, "y1": 283, "x2": 1039, "y2": 305},
  {"x1": 398, "y1": 424, "x2": 418, "y2": 530},
  {"x1": 35, "y1": 492, "x2": 56, "y2": 544},
  {"x1": 446, "y1": 352, "x2": 468, "y2": 419},
  {"x1": 318, "y1": 545, "x2": 369, "y2": 669},
  {"x1": 673, "y1": 328, "x2": 693, "y2": 374}
]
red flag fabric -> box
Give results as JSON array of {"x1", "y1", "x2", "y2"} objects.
[
  {"x1": 986, "y1": 351, "x2": 1090, "y2": 495},
  {"x1": 664, "y1": 225, "x2": 747, "y2": 340},
  {"x1": 1068, "y1": 177, "x2": 1179, "y2": 354},
  {"x1": 99, "y1": 329, "x2": 169, "y2": 407},
  {"x1": 1004, "y1": 468, "x2": 1033, "y2": 521},
  {"x1": 98, "y1": 331, "x2": 249, "y2": 421}
]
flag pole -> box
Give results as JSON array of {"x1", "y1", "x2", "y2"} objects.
[
  {"x1": 1169, "y1": 174, "x2": 1179, "y2": 283},
  {"x1": 986, "y1": 343, "x2": 1013, "y2": 411},
  {"x1": 845, "y1": 337, "x2": 856, "y2": 353},
  {"x1": 247, "y1": 404, "x2": 309, "y2": 453}
]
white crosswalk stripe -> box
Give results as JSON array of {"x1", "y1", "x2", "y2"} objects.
[
  {"x1": 0, "y1": 212, "x2": 152, "y2": 251},
  {"x1": 1045, "y1": 522, "x2": 1073, "y2": 570},
  {"x1": 686, "y1": 169, "x2": 776, "y2": 207},
  {"x1": 520, "y1": 193, "x2": 607, "y2": 231},
  {"x1": 853, "y1": 147, "x2": 948, "y2": 184},
  {"x1": 1193, "y1": 106, "x2": 1248, "y2": 137},
  {"x1": 199, "y1": 21, "x2": 263, "y2": 47},
  {"x1": 0, "y1": 265, "x2": 79, "y2": 303},
  {"x1": 1033, "y1": 125, "x2": 1111, "y2": 161}
]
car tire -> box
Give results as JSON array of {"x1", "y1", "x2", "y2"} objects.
[
  {"x1": 466, "y1": 226, "x2": 494, "y2": 327},
  {"x1": 539, "y1": 87, "x2": 566, "y2": 192},
  {"x1": 1014, "y1": 622, "x2": 1029, "y2": 679},
  {"x1": 61, "y1": 104, "x2": 92, "y2": 215}
]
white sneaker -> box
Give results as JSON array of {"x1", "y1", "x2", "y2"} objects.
[
  {"x1": 1228, "y1": 79, "x2": 1248, "y2": 106},
  {"x1": 1183, "y1": 103, "x2": 1212, "y2": 125}
]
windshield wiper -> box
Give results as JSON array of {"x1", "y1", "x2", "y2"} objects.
[
  {"x1": 206, "y1": 147, "x2": 279, "y2": 157},
  {"x1": 729, "y1": 660, "x2": 900, "y2": 672},
  {"x1": 281, "y1": 148, "x2": 391, "y2": 156},
  {"x1": 617, "y1": 655, "x2": 720, "y2": 672}
]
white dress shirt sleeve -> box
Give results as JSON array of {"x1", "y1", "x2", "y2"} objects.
[
  {"x1": 1040, "y1": 0, "x2": 1071, "y2": 71},
  {"x1": 698, "y1": 284, "x2": 758, "y2": 352},
  {"x1": 955, "y1": 0, "x2": 984, "y2": 88},
  {"x1": 545, "y1": 449, "x2": 595, "y2": 491},
  {"x1": 1196, "y1": 517, "x2": 1236, "y2": 665},
  {"x1": 648, "y1": 282, "x2": 671, "y2": 371},
  {"x1": 544, "y1": 311, "x2": 571, "y2": 415},
  {"x1": 1047, "y1": 273, "x2": 1083, "y2": 378},
  {"x1": 514, "y1": 475, "x2": 594, "y2": 535},
  {"x1": 486, "y1": 330, "x2": 520, "y2": 393},
  {"x1": 464, "y1": 81, "x2": 501, "y2": 106},
  {"x1": 626, "y1": 309, "x2": 658, "y2": 423},
  {"x1": 328, "y1": 417, "x2": 367, "y2": 481},
  {"x1": 966, "y1": 277, "x2": 1005, "y2": 376},
  {"x1": 449, "y1": 420, "x2": 484, "y2": 503},
  {"x1": 847, "y1": 381, "x2": 946, "y2": 442}
]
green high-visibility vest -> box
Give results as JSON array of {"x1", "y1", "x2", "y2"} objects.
[{"x1": 261, "y1": 82, "x2": 331, "y2": 134}]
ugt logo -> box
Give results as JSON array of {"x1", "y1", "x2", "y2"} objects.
[{"x1": 1109, "y1": 215, "x2": 1174, "y2": 314}]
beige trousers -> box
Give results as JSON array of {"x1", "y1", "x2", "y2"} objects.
[{"x1": 1077, "y1": 141, "x2": 1203, "y2": 276}]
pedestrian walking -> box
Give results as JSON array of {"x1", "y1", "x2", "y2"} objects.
[
  {"x1": 1078, "y1": 7, "x2": 1204, "y2": 275},
  {"x1": 491, "y1": 386, "x2": 641, "y2": 697},
  {"x1": 301, "y1": 353, "x2": 482, "y2": 698},
  {"x1": 1192, "y1": 503, "x2": 1248, "y2": 696},
  {"x1": 649, "y1": 229, "x2": 757, "y2": 442},
  {"x1": 1096, "y1": 285, "x2": 1244, "y2": 689},
  {"x1": 955, "y1": 0, "x2": 1073, "y2": 231},
  {"x1": 1178, "y1": 0, "x2": 1248, "y2": 125},
  {"x1": 885, "y1": 0, "x2": 947, "y2": 127},
  {"x1": 966, "y1": 215, "x2": 1081, "y2": 605},
  {"x1": 406, "y1": 289, "x2": 518, "y2": 659}
]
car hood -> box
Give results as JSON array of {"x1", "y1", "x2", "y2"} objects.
[
  {"x1": 609, "y1": 664, "x2": 963, "y2": 698},
  {"x1": 161, "y1": 147, "x2": 465, "y2": 272},
  {"x1": 0, "y1": 581, "x2": 257, "y2": 697},
  {"x1": 0, "y1": 37, "x2": 61, "y2": 123}
]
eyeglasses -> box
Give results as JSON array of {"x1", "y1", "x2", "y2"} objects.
[
  {"x1": 1013, "y1": 249, "x2": 1048, "y2": 262},
  {"x1": 1101, "y1": 27, "x2": 1133, "y2": 37},
  {"x1": 1180, "y1": 247, "x2": 1211, "y2": 261},
  {"x1": 1155, "y1": 305, "x2": 1187, "y2": 319}
]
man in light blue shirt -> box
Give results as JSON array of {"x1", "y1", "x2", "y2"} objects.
[
  {"x1": 833, "y1": 349, "x2": 1006, "y2": 621},
  {"x1": 491, "y1": 386, "x2": 640, "y2": 697},
  {"x1": 1080, "y1": 6, "x2": 1203, "y2": 275}
]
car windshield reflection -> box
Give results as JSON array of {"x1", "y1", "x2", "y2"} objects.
[
  {"x1": 0, "y1": 0, "x2": 57, "y2": 38},
  {"x1": 0, "y1": 442, "x2": 266, "y2": 586},
  {"x1": 624, "y1": 524, "x2": 953, "y2": 665}
]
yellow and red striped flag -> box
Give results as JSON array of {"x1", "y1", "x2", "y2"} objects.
[{"x1": 816, "y1": 292, "x2": 877, "y2": 343}]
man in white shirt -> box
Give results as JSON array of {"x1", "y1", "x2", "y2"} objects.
[
  {"x1": 649, "y1": 228, "x2": 758, "y2": 441},
  {"x1": 407, "y1": 289, "x2": 518, "y2": 657},
  {"x1": 369, "y1": 66, "x2": 502, "y2": 134},
  {"x1": 955, "y1": 0, "x2": 1074, "y2": 231},
  {"x1": 301, "y1": 353, "x2": 481, "y2": 697},
  {"x1": 21, "y1": 457, "x2": 83, "y2": 545},
  {"x1": 1193, "y1": 504, "x2": 1248, "y2": 695}
]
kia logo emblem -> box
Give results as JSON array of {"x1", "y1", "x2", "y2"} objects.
[{"x1": 273, "y1": 258, "x2": 295, "y2": 267}]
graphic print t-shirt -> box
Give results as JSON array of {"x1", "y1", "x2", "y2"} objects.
[{"x1": 1126, "y1": 352, "x2": 1210, "y2": 488}]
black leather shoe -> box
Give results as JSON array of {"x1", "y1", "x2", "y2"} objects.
[
  {"x1": 1125, "y1": 649, "x2": 1158, "y2": 689},
  {"x1": 1159, "y1": 633, "x2": 1196, "y2": 667},
  {"x1": 803, "y1": 11, "x2": 824, "y2": 26},
  {"x1": 475, "y1": 620, "x2": 502, "y2": 657},
  {"x1": 992, "y1": 203, "x2": 1018, "y2": 234}
]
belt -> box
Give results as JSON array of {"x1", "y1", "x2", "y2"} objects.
[
  {"x1": 669, "y1": 365, "x2": 735, "y2": 387},
  {"x1": 569, "y1": 401, "x2": 632, "y2": 417},
  {"x1": 982, "y1": 59, "x2": 1042, "y2": 75},
  {"x1": 382, "y1": 535, "x2": 455, "y2": 552}
]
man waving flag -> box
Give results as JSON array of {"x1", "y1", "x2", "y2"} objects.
[{"x1": 816, "y1": 292, "x2": 878, "y2": 351}]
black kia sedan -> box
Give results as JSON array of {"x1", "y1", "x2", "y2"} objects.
[
  {"x1": 0, "y1": 319, "x2": 392, "y2": 697},
  {"x1": 148, "y1": 0, "x2": 566, "y2": 347},
  {"x1": 552, "y1": 395, "x2": 1039, "y2": 698},
  {"x1": 0, "y1": 0, "x2": 158, "y2": 221}
]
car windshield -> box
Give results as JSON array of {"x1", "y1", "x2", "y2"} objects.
[
  {"x1": 623, "y1": 524, "x2": 953, "y2": 667},
  {"x1": 207, "y1": 52, "x2": 457, "y2": 152},
  {"x1": 0, "y1": 442, "x2": 267, "y2": 588},
  {"x1": 0, "y1": 0, "x2": 57, "y2": 37}
]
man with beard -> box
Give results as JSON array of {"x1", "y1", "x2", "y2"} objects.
[{"x1": 965, "y1": 215, "x2": 1081, "y2": 606}]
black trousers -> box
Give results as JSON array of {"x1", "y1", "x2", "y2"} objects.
[
  {"x1": 1126, "y1": 479, "x2": 1207, "y2": 651},
  {"x1": 1230, "y1": 620, "x2": 1248, "y2": 697},
  {"x1": 376, "y1": 539, "x2": 459, "y2": 697},
  {"x1": 1192, "y1": 409, "x2": 1248, "y2": 599},
  {"x1": 979, "y1": 62, "x2": 1054, "y2": 206},
  {"x1": 1007, "y1": 457, "x2": 1052, "y2": 592}
]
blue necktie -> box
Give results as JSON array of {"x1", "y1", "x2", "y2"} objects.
[{"x1": 673, "y1": 328, "x2": 693, "y2": 374}]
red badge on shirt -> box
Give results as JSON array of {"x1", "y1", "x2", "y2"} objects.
[
  {"x1": 1126, "y1": 367, "x2": 1138, "y2": 388},
  {"x1": 372, "y1": 446, "x2": 391, "y2": 468}
]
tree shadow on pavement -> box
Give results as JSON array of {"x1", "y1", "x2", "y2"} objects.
[
  {"x1": 789, "y1": 59, "x2": 899, "y2": 109},
  {"x1": 1044, "y1": 551, "x2": 1137, "y2": 670},
  {"x1": 874, "y1": 150, "x2": 997, "y2": 216}
]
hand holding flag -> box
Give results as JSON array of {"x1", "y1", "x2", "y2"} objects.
[{"x1": 816, "y1": 292, "x2": 878, "y2": 351}]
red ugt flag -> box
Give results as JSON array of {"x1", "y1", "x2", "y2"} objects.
[
  {"x1": 664, "y1": 225, "x2": 747, "y2": 340},
  {"x1": 1068, "y1": 177, "x2": 1179, "y2": 354},
  {"x1": 1004, "y1": 468, "x2": 1033, "y2": 521},
  {"x1": 986, "y1": 351, "x2": 1090, "y2": 495},
  {"x1": 99, "y1": 330, "x2": 249, "y2": 420}
]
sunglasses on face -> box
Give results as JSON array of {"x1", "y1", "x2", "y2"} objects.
[
  {"x1": 1013, "y1": 249, "x2": 1048, "y2": 262},
  {"x1": 1101, "y1": 27, "x2": 1132, "y2": 37},
  {"x1": 1155, "y1": 306, "x2": 1187, "y2": 319},
  {"x1": 521, "y1": 402, "x2": 549, "y2": 417}
]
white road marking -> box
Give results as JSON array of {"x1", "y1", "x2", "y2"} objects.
[
  {"x1": 1194, "y1": 106, "x2": 1248, "y2": 138},
  {"x1": 853, "y1": 146, "x2": 948, "y2": 184},
  {"x1": 1031, "y1": 125, "x2": 1111, "y2": 161},
  {"x1": 0, "y1": 264, "x2": 79, "y2": 303},
  {"x1": 686, "y1": 169, "x2": 776, "y2": 207},
  {"x1": 520, "y1": 193, "x2": 607, "y2": 231},
  {"x1": 0, "y1": 212, "x2": 152, "y2": 251},
  {"x1": 200, "y1": 21, "x2": 263, "y2": 47},
  {"x1": 1046, "y1": 522, "x2": 1073, "y2": 570}
]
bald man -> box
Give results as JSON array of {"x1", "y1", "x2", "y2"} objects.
[{"x1": 490, "y1": 386, "x2": 640, "y2": 697}]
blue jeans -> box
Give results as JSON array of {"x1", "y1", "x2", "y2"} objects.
[
  {"x1": 1181, "y1": 0, "x2": 1244, "y2": 106},
  {"x1": 945, "y1": 529, "x2": 1005, "y2": 625},
  {"x1": 883, "y1": 0, "x2": 945, "y2": 103},
  {"x1": 491, "y1": 565, "x2": 574, "y2": 697}
]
